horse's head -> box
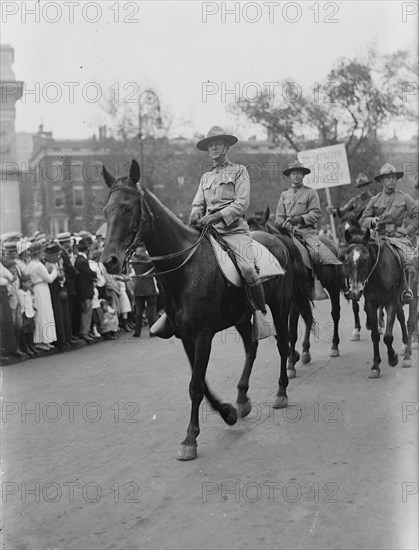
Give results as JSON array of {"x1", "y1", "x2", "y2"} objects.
[
  {"x1": 337, "y1": 212, "x2": 362, "y2": 245},
  {"x1": 247, "y1": 208, "x2": 270, "y2": 232},
  {"x1": 341, "y1": 228, "x2": 372, "y2": 301},
  {"x1": 101, "y1": 159, "x2": 142, "y2": 273}
]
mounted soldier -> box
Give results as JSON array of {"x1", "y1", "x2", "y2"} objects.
[
  {"x1": 327, "y1": 173, "x2": 373, "y2": 220},
  {"x1": 360, "y1": 163, "x2": 418, "y2": 304},
  {"x1": 274, "y1": 160, "x2": 342, "y2": 298},
  {"x1": 150, "y1": 126, "x2": 267, "y2": 338},
  {"x1": 189, "y1": 125, "x2": 266, "y2": 315}
]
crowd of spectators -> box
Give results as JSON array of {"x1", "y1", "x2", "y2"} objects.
[{"x1": 0, "y1": 230, "x2": 161, "y2": 364}]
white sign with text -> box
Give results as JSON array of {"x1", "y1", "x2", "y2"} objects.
[{"x1": 297, "y1": 144, "x2": 351, "y2": 190}]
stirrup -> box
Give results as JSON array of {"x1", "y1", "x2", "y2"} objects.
[
  {"x1": 311, "y1": 279, "x2": 328, "y2": 301},
  {"x1": 401, "y1": 289, "x2": 414, "y2": 304},
  {"x1": 251, "y1": 310, "x2": 274, "y2": 341},
  {"x1": 149, "y1": 313, "x2": 175, "y2": 339}
]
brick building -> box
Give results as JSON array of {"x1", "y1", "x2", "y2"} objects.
[{"x1": 26, "y1": 126, "x2": 112, "y2": 236}]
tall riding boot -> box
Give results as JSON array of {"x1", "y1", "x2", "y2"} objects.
[
  {"x1": 248, "y1": 282, "x2": 267, "y2": 314},
  {"x1": 401, "y1": 270, "x2": 415, "y2": 304},
  {"x1": 149, "y1": 313, "x2": 175, "y2": 339}
]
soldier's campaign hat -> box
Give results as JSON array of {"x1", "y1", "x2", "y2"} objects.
[
  {"x1": 374, "y1": 163, "x2": 404, "y2": 182},
  {"x1": 45, "y1": 242, "x2": 60, "y2": 255},
  {"x1": 56, "y1": 232, "x2": 72, "y2": 243},
  {"x1": 355, "y1": 173, "x2": 372, "y2": 187},
  {"x1": 16, "y1": 241, "x2": 31, "y2": 256},
  {"x1": 196, "y1": 126, "x2": 238, "y2": 151},
  {"x1": 282, "y1": 160, "x2": 311, "y2": 177}
]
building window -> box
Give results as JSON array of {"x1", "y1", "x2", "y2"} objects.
[
  {"x1": 73, "y1": 187, "x2": 84, "y2": 207},
  {"x1": 74, "y1": 216, "x2": 84, "y2": 232},
  {"x1": 53, "y1": 188, "x2": 64, "y2": 209}
]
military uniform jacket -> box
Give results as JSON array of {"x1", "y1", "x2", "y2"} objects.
[
  {"x1": 191, "y1": 160, "x2": 251, "y2": 233},
  {"x1": 361, "y1": 189, "x2": 418, "y2": 238},
  {"x1": 275, "y1": 185, "x2": 321, "y2": 235},
  {"x1": 340, "y1": 192, "x2": 372, "y2": 219}
]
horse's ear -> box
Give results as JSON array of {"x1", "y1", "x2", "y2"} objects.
[
  {"x1": 263, "y1": 207, "x2": 270, "y2": 225},
  {"x1": 129, "y1": 159, "x2": 141, "y2": 185},
  {"x1": 364, "y1": 228, "x2": 371, "y2": 242},
  {"x1": 102, "y1": 165, "x2": 115, "y2": 188},
  {"x1": 344, "y1": 229, "x2": 352, "y2": 243}
]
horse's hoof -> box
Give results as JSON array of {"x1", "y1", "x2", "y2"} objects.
[
  {"x1": 330, "y1": 348, "x2": 340, "y2": 357},
  {"x1": 368, "y1": 370, "x2": 380, "y2": 379},
  {"x1": 287, "y1": 368, "x2": 296, "y2": 379},
  {"x1": 350, "y1": 330, "x2": 360, "y2": 341},
  {"x1": 388, "y1": 354, "x2": 399, "y2": 367},
  {"x1": 219, "y1": 403, "x2": 238, "y2": 426},
  {"x1": 402, "y1": 358, "x2": 412, "y2": 368},
  {"x1": 177, "y1": 444, "x2": 197, "y2": 461},
  {"x1": 273, "y1": 395, "x2": 288, "y2": 409},
  {"x1": 301, "y1": 352, "x2": 311, "y2": 364},
  {"x1": 236, "y1": 401, "x2": 252, "y2": 418}
]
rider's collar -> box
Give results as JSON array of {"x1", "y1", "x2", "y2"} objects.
[{"x1": 211, "y1": 160, "x2": 232, "y2": 171}]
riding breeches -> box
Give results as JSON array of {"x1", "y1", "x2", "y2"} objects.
[
  {"x1": 384, "y1": 236, "x2": 416, "y2": 272},
  {"x1": 301, "y1": 235, "x2": 342, "y2": 266},
  {"x1": 219, "y1": 232, "x2": 261, "y2": 286}
]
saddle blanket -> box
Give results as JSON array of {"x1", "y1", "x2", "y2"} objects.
[{"x1": 209, "y1": 235, "x2": 286, "y2": 288}]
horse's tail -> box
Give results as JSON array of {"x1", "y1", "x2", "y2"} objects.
[{"x1": 291, "y1": 249, "x2": 314, "y2": 330}]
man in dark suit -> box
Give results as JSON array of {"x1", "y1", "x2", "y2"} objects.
[
  {"x1": 74, "y1": 238, "x2": 97, "y2": 342},
  {"x1": 56, "y1": 232, "x2": 79, "y2": 340},
  {"x1": 130, "y1": 245, "x2": 158, "y2": 337}
]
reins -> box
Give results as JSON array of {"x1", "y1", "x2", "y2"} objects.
[
  {"x1": 364, "y1": 233, "x2": 381, "y2": 286},
  {"x1": 112, "y1": 183, "x2": 208, "y2": 277}
]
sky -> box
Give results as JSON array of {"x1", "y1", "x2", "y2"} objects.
[{"x1": 2, "y1": 0, "x2": 418, "y2": 140}]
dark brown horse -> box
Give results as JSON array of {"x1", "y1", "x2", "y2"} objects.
[
  {"x1": 342, "y1": 229, "x2": 417, "y2": 378},
  {"x1": 338, "y1": 214, "x2": 408, "y2": 346},
  {"x1": 248, "y1": 208, "x2": 344, "y2": 378},
  {"x1": 101, "y1": 160, "x2": 313, "y2": 461}
]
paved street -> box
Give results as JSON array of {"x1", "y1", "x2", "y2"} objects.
[{"x1": 2, "y1": 299, "x2": 418, "y2": 550}]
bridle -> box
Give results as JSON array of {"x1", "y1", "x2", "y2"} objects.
[
  {"x1": 347, "y1": 234, "x2": 381, "y2": 293},
  {"x1": 107, "y1": 182, "x2": 208, "y2": 276}
]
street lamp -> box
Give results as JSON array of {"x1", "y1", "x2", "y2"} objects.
[{"x1": 137, "y1": 89, "x2": 163, "y2": 184}]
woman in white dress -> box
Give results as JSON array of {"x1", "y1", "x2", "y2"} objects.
[{"x1": 27, "y1": 241, "x2": 58, "y2": 351}]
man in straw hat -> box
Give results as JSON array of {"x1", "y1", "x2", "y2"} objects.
[
  {"x1": 327, "y1": 173, "x2": 373, "y2": 220},
  {"x1": 150, "y1": 126, "x2": 267, "y2": 339},
  {"x1": 361, "y1": 163, "x2": 418, "y2": 304},
  {"x1": 275, "y1": 160, "x2": 342, "y2": 298}
]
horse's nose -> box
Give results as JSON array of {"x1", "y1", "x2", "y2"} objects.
[{"x1": 104, "y1": 255, "x2": 119, "y2": 273}]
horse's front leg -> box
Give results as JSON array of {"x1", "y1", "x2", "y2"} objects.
[
  {"x1": 396, "y1": 303, "x2": 408, "y2": 355},
  {"x1": 365, "y1": 301, "x2": 381, "y2": 378},
  {"x1": 287, "y1": 304, "x2": 300, "y2": 379},
  {"x1": 178, "y1": 331, "x2": 216, "y2": 461},
  {"x1": 350, "y1": 299, "x2": 361, "y2": 341},
  {"x1": 403, "y1": 295, "x2": 418, "y2": 368},
  {"x1": 383, "y1": 302, "x2": 398, "y2": 368},
  {"x1": 181, "y1": 335, "x2": 238, "y2": 457},
  {"x1": 329, "y1": 286, "x2": 341, "y2": 357},
  {"x1": 235, "y1": 319, "x2": 258, "y2": 418},
  {"x1": 271, "y1": 300, "x2": 290, "y2": 409}
]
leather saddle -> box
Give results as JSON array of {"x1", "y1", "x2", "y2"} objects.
[{"x1": 208, "y1": 231, "x2": 286, "y2": 287}]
